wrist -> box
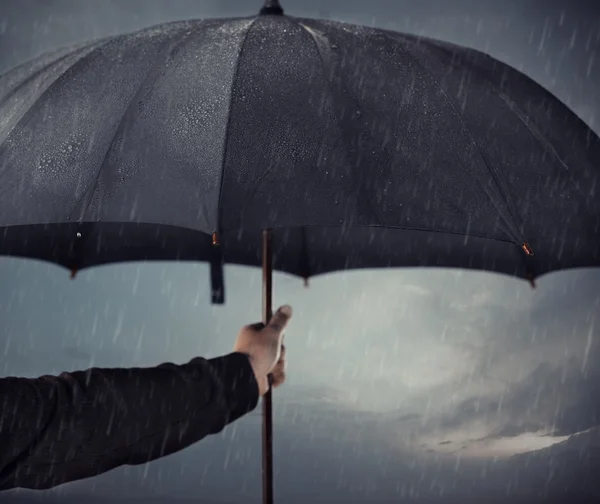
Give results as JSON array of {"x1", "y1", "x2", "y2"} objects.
[{"x1": 247, "y1": 356, "x2": 269, "y2": 396}]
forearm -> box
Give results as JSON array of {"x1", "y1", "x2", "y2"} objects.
[{"x1": 0, "y1": 352, "x2": 258, "y2": 490}]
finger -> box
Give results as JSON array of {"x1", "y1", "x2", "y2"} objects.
[
  {"x1": 272, "y1": 344, "x2": 286, "y2": 370},
  {"x1": 277, "y1": 344, "x2": 286, "y2": 361},
  {"x1": 270, "y1": 345, "x2": 286, "y2": 387},
  {"x1": 271, "y1": 369, "x2": 286, "y2": 388},
  {"x1": 267, "y1": 305, "x2": 292, "y2": 334},
  {"x1": 272, "y1": 349, "x2": 286, "y2": 371}
]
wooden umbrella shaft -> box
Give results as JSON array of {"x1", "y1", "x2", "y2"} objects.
[{"x1": 262, "y1": 229, "x2": 274, "y2": 504}]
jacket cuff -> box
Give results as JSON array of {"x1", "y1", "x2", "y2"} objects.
[{"x1": 208, "y1": 352, "x2": 259, "y2": 425}]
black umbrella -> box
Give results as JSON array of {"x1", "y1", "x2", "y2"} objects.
[{"x1": 1, "y1": 0, "x2": 599, "y2": 502}]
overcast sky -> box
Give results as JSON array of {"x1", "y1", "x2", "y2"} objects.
[{"x1": 1, "y1": 1, "x2": 599, "y2": 503}]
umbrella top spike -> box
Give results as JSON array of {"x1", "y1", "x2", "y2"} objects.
[{"x1": 259, "y1": 0, "x2": 284, "y2": 16}]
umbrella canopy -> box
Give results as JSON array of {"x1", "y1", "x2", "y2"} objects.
[
  {"x1": 0, "y1": 1, "x2": 599, "y2": 503},
  {"x1": 1, "y1": 2, "x2": 598, "y2": 296}
]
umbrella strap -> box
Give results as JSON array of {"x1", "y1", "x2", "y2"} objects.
[
  {"x1": 210, "y1": 233, "x2": 225, "y2": 304},
  {"x1": 69, "y1": 225, "x2": 87, "y2": 279},
  {"x1": 520, "y1": 242, "x2": 536, "y2": 288}
]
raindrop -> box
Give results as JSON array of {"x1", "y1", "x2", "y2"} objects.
[{"x1": 587, "y1": 51, "x2": 595, "y2": 77}]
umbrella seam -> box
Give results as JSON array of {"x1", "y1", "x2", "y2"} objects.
[
  {"x1": 383, "y1": 32, "x2": 527, "y2": 244},
  {"x1": 384, "y1": 34, "x2": 597, "y2": 195},
  {"x1": 216, "y1": 18, "x2": 260, "y2": 235},
  {"x1": 435, "y1": 43, "x2": 590, "y2": 202},
  {"x1": 297, "y1": 20, "x2": 388, "y2": 228},
  {"x1": 363, "y1": 223, "x2": 514, "y2": 243},
  {"x1": 0, "y1": 39, "x2": 114, "y2": 149},
  {"x1": 0, "y1": 44, "x2": 97, "y2": 114},
  {"x1": 65, "y1": 33, "x2": 196, "y2": 223}
]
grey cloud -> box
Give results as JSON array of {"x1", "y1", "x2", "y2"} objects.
[
  {"x1": 63, "y1": 346, "x2": 91, "y2": 360},
  {"x1": 427, "y1": 356, "x2": 600, "y2": 444},
  {"x1": 530, "y1": 270, "x2": 600, "y2": 322},
  {"x1": 397, "y1": 412, "x2": 422, "y2": 422},
  {"x1": 493, "y1": 423, "x2": 549, "y2": 438},
  {"x1": 475, "y1": 428, "x2": 600, "y2": 500}
]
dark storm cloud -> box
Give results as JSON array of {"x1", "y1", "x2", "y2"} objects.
[
  {"x1": 429, "y1": 356, "x2": 600, "y2": 442},
  {"x1": 529, "y1": 269, "x2": 600, "y2": 321},
  {"x1": 350, "y1": 270, "x2": 600, "y2": 457},
  {"x1": 443, "y1": 270, "x2": 600, "y2": 391}
]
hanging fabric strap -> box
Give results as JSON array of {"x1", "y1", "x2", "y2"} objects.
[{"x1": 210, "y1": 232, "x2": 225, "y2": 304}]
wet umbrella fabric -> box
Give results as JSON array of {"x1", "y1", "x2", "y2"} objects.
[
  {"x1": 1, "y1": 9, "x2": 599, "y2": 286},
  {"x1": 0, "y1": 2, "x2": 599, "y2": 504}
]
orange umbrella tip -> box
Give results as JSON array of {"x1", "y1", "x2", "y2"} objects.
[
  {"x1": 70, "y1": 269, "x2": 78, "y2": 279},
  {"x1": 522, "y1": 242, "x2": 534, "y2": 256},
  {"x1": 304, "y1": 277, "x2": 310, "y2": 287},
  {"x1": 212, "y1": 232, "x2": 220, "y2": 246}
]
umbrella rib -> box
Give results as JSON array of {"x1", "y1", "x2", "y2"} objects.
[
  {"x1": 385, "y1": 33, "x2": 527, "y2": 244},
  {"x1": 0, "y1": 39, "x2": 113, "y2": 148},
  {"x1": 216, "y1": 19, "x2": 259, "y2": 234},
  {"x1": 298, "y1": 21, "x2": 387, "y2": 226},
  {"x1": 0, "y1": 44, "x2": 92, "y2": 113},
  {"x1": 443, "y1": 47, "x2": 592, "y2": 201},
  {"x1": 363, "y1": 222, "x2": 515, "y2": 244},
  {"x1": 66, "y1": 35, "x2": 192, "y2": 223}
]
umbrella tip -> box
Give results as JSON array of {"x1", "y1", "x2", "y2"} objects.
[
  {"x1": 260, "y1": 0, "x2": 284, "y2": 15},
  {"x1": 521, "y1": 242, "x2": 534, "y2": 256}
]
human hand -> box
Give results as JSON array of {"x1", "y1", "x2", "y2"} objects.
[{"x1": 233, "y1": 305, "x2": 292, "y2": 396}]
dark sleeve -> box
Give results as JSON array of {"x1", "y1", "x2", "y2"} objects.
[{"x1": 0, "y1": 352, "x2": 258, "y2": 490}]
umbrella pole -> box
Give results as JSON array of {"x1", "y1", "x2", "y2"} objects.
[{"x1": 262, "y1": 229, "x2": 274, "y2": 504}]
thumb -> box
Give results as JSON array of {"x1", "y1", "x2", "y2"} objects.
[{"x1": 266, "y1": 305, "x2": 292, "y2": 337}]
